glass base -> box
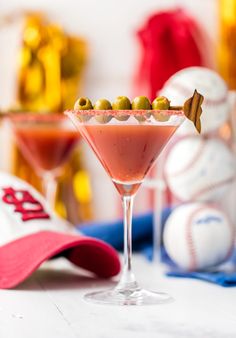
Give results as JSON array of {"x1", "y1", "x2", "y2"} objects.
[{"x1": 84, "y1": 287, "x2": 173, "y2": 306}]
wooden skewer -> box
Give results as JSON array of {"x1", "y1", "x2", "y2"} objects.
[{"x1": 169, "y1": 90, "x2": 204, "y2": 133}]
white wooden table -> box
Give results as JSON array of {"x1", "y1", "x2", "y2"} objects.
[{"x1": 0, "y1": 255, "x2": 236, "y2": 338}]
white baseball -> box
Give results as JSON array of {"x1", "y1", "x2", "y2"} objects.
[
  {"x1": 164, "y1": 137, "x2": 236, "y2": 202},
  {"x1": 160, "y1": 67, "x2": 230, "y2": 134},
  {"x1": 163, "y1": 203, "x2": 235, "y2": 270}
]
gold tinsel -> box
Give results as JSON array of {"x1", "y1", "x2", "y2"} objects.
[
  {"x1": 218, "y1": 0, "x2": 236, "y2": 89},
  {"x1": 7, "y1": 12, "x2": 93, "y2": 223}
]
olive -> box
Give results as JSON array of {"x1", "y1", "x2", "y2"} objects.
[
  {"x1": 112, "y1": 96, "x2": 131, "y2": 110},
  {"x1": 152, "y1": 96, "x2": 170, "y2": 121},
  {"x1": 95, "y1": 114, "x2": 112, "y2": 124},
  {"x1": 131, "y1": 96, "x2": 151, "y2": 110},
  {"x1": 112, "y1": 96, "x2": 130, "y2": 121},
  {"x1": 134, "y1": 113, "x2": 150, "y2": 122},
  {"x1": 93, "y1": 99, "x2": 112, "y2": 123},
  {"x1": 152, "y1": 96, "x2": 170, "y2": 110},
  {"x1": 94, "y1": 98, "x2": 112, "y2": 110},
  {"x1": 114, "y1": 113, "x2": 129, "y2": 121},
  {"x1": 134, "y1": 116, "x2": 144, "y2": 122},
  {"x1": 73, "y1": 97, "x2": 93, "y2": 122},
  {"x1": 152, "y1": 112, "x2": 170, "y2": 122},
  {"x1": 74, "y1": 97, "x2": 93, "y2": 110}
]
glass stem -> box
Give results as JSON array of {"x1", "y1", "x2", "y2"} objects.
[
  {"x1": 153, "y1": 156, "x2": 165, "y2": 264},
  {"x1": 41, "y1": 172, "x2": 57, "y2": 210},
  {"x1": 116, "y1": 195, "x2": 139, "y2": 292}
]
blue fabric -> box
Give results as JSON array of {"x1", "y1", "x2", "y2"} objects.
[
  {"x1": 78, "y1": 211, "x2": 236, "y2": 287},
  {"x1": 166, "y1": 270, "x2": 236, "y2": 287},
  {"x1": 79, "y1": 209, "x2": 171, "y2": 252},
  {"x1": 79, "y1": 213, "x2": 153, "y2": 251}
]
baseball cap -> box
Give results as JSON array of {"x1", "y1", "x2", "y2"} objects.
[{"x1": 0, "y1": 171, "x2": 120, "y2": 289}]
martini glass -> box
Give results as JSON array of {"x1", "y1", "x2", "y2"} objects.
[
  {"x1": 66, "y1": 108, "x2": 185, "y2": 305},
  {"x1": 8, "y1": 113, "x2": 80, "y2": 208}
]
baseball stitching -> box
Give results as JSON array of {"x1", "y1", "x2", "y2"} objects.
[
  {"x1": 185, "y1": 205, "x2": 234, "y2": 270},
  {"x1": 190, "y1": 176, "x2": 235, "y2": 201},
  {"x1": 166, "y1": 138, "x2": 235, "y2": 201},
  {"x1": 185, "y1": 206, "x2": 201, "y2": 270},
  {"x1": 168, "y1": 82, "x2": 228, "y2": 106},
  {"x1": 167, "y1": 137, "x2": 205, "y2": 177},
  {"x1": 223, "y1": 212, "x2": 235, "y2": 262}
]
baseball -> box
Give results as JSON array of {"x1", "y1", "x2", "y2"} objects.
[
  {"x1": 160, "y1": 67, "x2": 230, "y2": 134},
  {"x1": 164, "y1": 137, "x2": 236, "y2": 202},
  {"x1": 163, "y1": 203, "x2": 235, "y2": 270}
]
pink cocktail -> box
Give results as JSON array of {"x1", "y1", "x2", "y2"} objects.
[
  {"x1": 80, "y1": 123, "x2": 177, "y2": 195},
  {"x1": 66, "y1": 109, "x2": 185, "y2": 305}
]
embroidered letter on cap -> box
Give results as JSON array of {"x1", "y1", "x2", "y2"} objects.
[{"x1": 2, "y1": 187, "x2": 50, "y2": 221}]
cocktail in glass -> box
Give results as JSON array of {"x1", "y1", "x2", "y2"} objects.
[
  {"x1": 66, "y1": 109, "x2": 185, "y2": 305},
  {"x1": 8, "y1": 113, "x2": 80, "y2": 208}
]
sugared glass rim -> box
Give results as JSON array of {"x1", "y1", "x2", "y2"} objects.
[{"x1": 65, "y1": 109, "x2": 184, "y2": 117}]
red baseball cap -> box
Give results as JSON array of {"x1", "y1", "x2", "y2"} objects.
[{"x1": 0, "y1": 172, "x2": 120, "y2": 289}]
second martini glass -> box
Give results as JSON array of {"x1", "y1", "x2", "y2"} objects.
[
  {"x1": 67, "y1": 108, "x2": 185, "y2": 305},
  {"x1": 8, "y1": 113, "x2": 80, "y2": 208}
]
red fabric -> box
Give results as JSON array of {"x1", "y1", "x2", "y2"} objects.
[
  {"x1": 133, "y1": 8, "x2": 213, "y2": 100},
  {"x1": 0, "y1": 231, "x2": 120, "y2": 289}
]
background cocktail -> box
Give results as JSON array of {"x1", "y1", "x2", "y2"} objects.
[
  {"x1": 14, "y1": 126, "x2": 79, "y2": 172},
  {"x1": 8, "y1": 113, "x2": 80, "y2": 209}
]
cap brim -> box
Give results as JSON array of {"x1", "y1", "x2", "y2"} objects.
[{"x1": 0, "y1": 231, "x2": 121, "y2": 289}]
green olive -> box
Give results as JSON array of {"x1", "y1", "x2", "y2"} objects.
[
  {"x1": 152, "y1": 112, "x2": 170, "y2": 122},
  {"x1": 131, "y1": 96, "x2": 151, "y2": 110},
  {"x1": 94, "y1": 99, "x2": 112, "y2": 123},
  {"x1": 74, "y1": 97, "x2": 93, "y2": 110},
  {"x1": 134, "y1": 115, "x2": 145, "y2": 122},
  {"x1": 152, "y1": 96, "x2": 170, "y2": 121},
  {"x1": 134, "y1": 113, "x2": 151, "y2": 122},
  {"x1": 94, "y1": 98, "x2": 112, "y2": 110},
  {"x1": 152, "y1": 96, "x2": 170, "y2": 110},
  {"x1": 73, "y1": 97, "x2": 92, "y2": 121},
  {"x1": 112, "y1": 96, "x2": 131, "y2": 110},
  {"x1": 95, "y1": 114, "x2": 112, "y2": 124},
  {"x1": 113, "y1": 96, "x2": 130, "y2": 121},
  {"x1": 114, "y1": 113, "x2": 129, "y2": 121}
]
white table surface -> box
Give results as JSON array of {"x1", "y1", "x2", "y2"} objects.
[{"x1": 0, "y1": 255, "x2": 236, "y2": 338}]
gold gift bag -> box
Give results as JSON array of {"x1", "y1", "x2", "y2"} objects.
[
  {"x1": 11, "y1": 12, "x2": 93, "y2": 223},
  {"x1": 218, "y1": 0, "x2": 236, "y2": 89}
]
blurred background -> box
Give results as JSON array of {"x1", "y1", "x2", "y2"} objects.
[
  {"x1": 0, "y1": 0, "x2": 235, "y2": 226},
  {"x1": 0, "y1": 0, "x2": 217, "y2": 101}
]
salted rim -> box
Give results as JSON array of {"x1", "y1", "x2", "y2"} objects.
[{"x1": 65, "y1": 109, "x2": 184, "y2": 117}]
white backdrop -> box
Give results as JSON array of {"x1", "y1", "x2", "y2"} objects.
[{"x1": 0, "y1": 0, "x2": 217, "y2": 101}]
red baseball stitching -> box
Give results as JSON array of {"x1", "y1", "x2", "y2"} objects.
[
  {"x1": 167, "y1": 138, "x2": 235, "y2": 201},
  {"x1": 207, "y1": 204, "x2": 235, "y2": 263},
  {"x1": 222, "y1": 212, "x2": 235, "y2": 262},
  {"x1": 168, "y1": 137, "x2": 205, "y2": 177},
  {"x1": 185, "y1": 206, "x2": 201, "y2": 270},
  {"x1": 190, "y1": 177, "x2": 235, "y2": 201},
  {"x1": 169, "y1": 82, "x2": 228, "y2": 106},
  {"x1": 185, "y1": 205, "x2": 234, "y2": 270}
]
